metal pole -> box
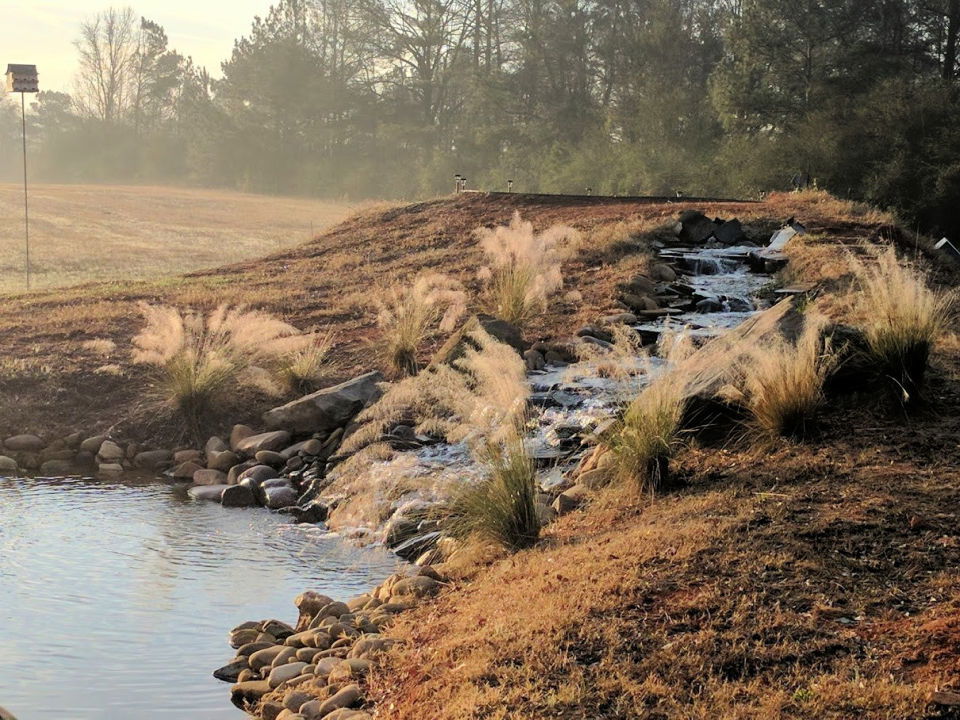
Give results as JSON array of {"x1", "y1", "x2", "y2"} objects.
[{"x1": 20, "y1": 91, "x2": 30, "y2": 290}]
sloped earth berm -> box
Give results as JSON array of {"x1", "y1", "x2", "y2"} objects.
[{"x1": 208, "y1": 210, "x2": 799, "y2": 719}]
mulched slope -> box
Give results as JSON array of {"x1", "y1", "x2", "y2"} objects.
[
  {"x1": 0, "y1": 193, "x2": 755, "y2": 441},
  {"x1": 0, "y1": 191, "x2": 908, "y2": 443},
  {"x1": 371, "y1": 357, "x2": 960, "y2": 720}
]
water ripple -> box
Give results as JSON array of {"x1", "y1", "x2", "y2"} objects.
[{"x1": 0, "y1": 475, "x2": 400, "y2": 719}]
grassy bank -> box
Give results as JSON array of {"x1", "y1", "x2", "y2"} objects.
[{"x1": 0, "y1": 184, "x2": 356, "y2": 292}]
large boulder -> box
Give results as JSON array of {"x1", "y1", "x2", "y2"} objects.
[
  {"x1": 0, "y1": 456, "x2": 18, "y2": 473},
  {"x1": 188, "y1": 484, "x2": 228, "y2": 502},
  {"x1": 431, "y1": 314, "x2": 525, "y2": 367},
  {"x1": 235, "y1": 431, "x2": 291, "y2": 457},
  {"x1": 262, "y1": 372, "x2": 383, "y2": 435},
  {"x1": 4, "y1": 434, "x2": 43, "y2": 452}
]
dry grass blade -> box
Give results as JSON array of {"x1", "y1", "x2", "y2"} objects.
[
  {"x1": 377, "y1": 274, "x2": 466, "y2": 377},
  {"x1": 740, "y1": 311, "x2": 836, "y2": 439},
  {"x1": 848, "y1": 246, "x2": 955, "y2": 402},
  {"x1": 475, "y1": 212, "x2": 580, "y2": 327},
  {"x1": 275, "y1": 330, "x2": 336, "y2": 394}
]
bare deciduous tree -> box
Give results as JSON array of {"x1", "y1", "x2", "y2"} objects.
[{"x1": 73, "y1": 6, "x2": 138, "y2": 122}]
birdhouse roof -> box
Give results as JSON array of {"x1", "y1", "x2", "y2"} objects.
[{"x1": 6, "y1": 64, "x2": 37, "y2": 76}]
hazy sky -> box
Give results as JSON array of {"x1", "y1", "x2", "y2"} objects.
[{"x1": 0, "y1": 0, "x2": 274, "y2": 93}]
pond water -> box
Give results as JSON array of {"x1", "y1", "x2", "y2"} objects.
[{"x1": 0, "y1": 475, "x2": 401, "y2": 719}]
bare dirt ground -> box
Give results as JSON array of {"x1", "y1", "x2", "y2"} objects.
[{"x1": 0, "y1": 183, "x2": 357, "y2": 292}]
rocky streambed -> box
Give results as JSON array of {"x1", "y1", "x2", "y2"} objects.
[{"x1": 209, "y1": 209, "x2": 803, "y2": 719}]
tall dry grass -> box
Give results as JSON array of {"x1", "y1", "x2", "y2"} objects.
[
  {"x1": 476, "y1": 212, "x2": 580, "y2": 327},
  {"x1": 439, "y1": 432, "x2": 540, "y2": 552},
  {"x1": 738, "y1": 312, "x2": 836, "y2": 439},
  {"x1": 132, "y1": 303, "x2": 332, "y2": 434},
  {"x1": 343, "y1": 326, "x2": 529, "y2": 456},
  {"x1": 274, "y1": 329, "x2": 335, "y2": 394},
  {"x1": 376, "y1": 274, "x2": 466, "y2": 376},
  {"x1": 848, "y1": 247, "x2": 955, "y2": 402},
  {"x1": 607, "y1": 371, "x2": 687, "y2": 495},
  {"x1": 340, "y1": 327, "x2": 539, "y2": 551}
]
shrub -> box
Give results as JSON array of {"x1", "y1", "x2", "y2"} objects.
[
  {"x1": 475, "y1": 212, "x2": 580, "y2": 327},
  {"x1": 439, "y1": 433, "x2": 540, "y2": 552},
  {"x1": 377, "y1": 274, "x2": 466, "y2": 377},
  {"x1": 849, "y1": 246, "x2": 954, "y2": 402},
  {"x1": 607, "y1": 372, "x2": 687, "y2": 495},
  {"x1": 740, "y1": 312, "x2": 836, "y2": 439},
  {"x1": 132, "y1": 303, "x2": 329, "y2": 435}
]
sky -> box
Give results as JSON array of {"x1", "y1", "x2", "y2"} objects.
[{"x1": 0, "y1": 0, "x2": 274, "y2": 93}]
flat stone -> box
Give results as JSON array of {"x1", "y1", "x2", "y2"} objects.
[
  {"x1": 235, "y1": 431, "x2": 292, "y2": 457},
  {"x1": 255, "y1": 450, "x2": 285, "y2": 466},
  {"x1": 208, "y1": 450, "x2": 239, "y2": 472},
  {"x1": 222, "y1": 484, "x2": 257, "y2": 508},
  {"x1": 39, "y1": 459, "x2": 73, "y2": 476},
  {"x1": 193, "y1": 468, "x2": 228, "y2": 486},
  {"x1": 188, "y1": 484, "x2": 228, "y2": 502},
  {"x1": 213, "y1": 659, "x2": 248, "y2": 683},
  {"x1": 134, "y1": 449, "x2": 173, "y2": 470},
  {"x1": 268, "y1": 661, "x2": 307, "y2": 688},
  {"x1": 249, "y1": 645, "x2": 286, "y2": 672},
  {"x1": 230, "y1": 680, "x2": 272, "y2": 707},
  {"x1": 174, "y1": 449, "x2": 202, "y2": 464},
  {"x1": 5, "y1": 434, "x2": 43, "y2": 452},
  {"x1": 172, "y1": 461, "x2": 203, "y2": 480},
  {"x1": 238, "y1": 464, "x2": 279, "y2": 483},
  {"x1": 263, "y1": 372, "x2": 383, "y2": 434}
]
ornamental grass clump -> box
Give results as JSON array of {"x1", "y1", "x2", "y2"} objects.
[
  {"x1": 132, "y1": 302, "x2": 331, "y2": 435},
  {"x1": 377, "y1": 273, "x2": 466, "y2": 377},
  {"x1": 740, "y1": 312, "x2": 837, "y2": 440},
  {"x1": 606, "y1": 372, "x2": 687, "y2": 495},
  {"x1": 440, "y1": 432, "x2": 540, "y2": 552},
  {"x1": 340, "y1": 327, "x2": 539, "y2": 552},
  {"x1": 476, "y1": 212, "x2": 580, "y2": 327},
  {"x1": 275, "y1": 330, "x2": 335, "y2": 394},
  {"x1": 849, "y1": 247, "x2": 954, "y2": 402}
]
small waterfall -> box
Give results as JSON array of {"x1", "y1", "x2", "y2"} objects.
[{"x1": 684, "y1": 255, "x2": 741, "y2": 275}]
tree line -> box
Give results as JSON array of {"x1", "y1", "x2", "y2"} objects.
[{"x1": 1, "y1": 0, "x2": 959, "y2": 236}]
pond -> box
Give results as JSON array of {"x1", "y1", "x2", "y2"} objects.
[{"x1": 0, "y1": 475, "x2": 401, "y2": 719}]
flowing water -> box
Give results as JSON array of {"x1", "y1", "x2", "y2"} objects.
[{"x1": 0, "y1": 475, "x2": 401, "y2": 719}]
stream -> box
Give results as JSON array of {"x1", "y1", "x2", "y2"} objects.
[{"x1": 0, "y1": 475, "x2": 399, "y2": 719}]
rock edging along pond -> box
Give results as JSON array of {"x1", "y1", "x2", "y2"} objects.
[{"x1": 216, "y1": 567, "x2": 444, "y2": 719}]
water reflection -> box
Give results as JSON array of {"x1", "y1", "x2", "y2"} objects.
[{"x1": 0, "y1": 476, "x2": 400, "y2": 719}]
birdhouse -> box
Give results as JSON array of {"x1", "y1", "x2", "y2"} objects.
[{"x1": 6, "y1": 64, "x2": 38, "y2": 93}]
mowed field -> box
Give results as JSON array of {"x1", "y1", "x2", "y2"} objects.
[{"x1": 0, "y1": 184, "x2": 357, "y2": 292}]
